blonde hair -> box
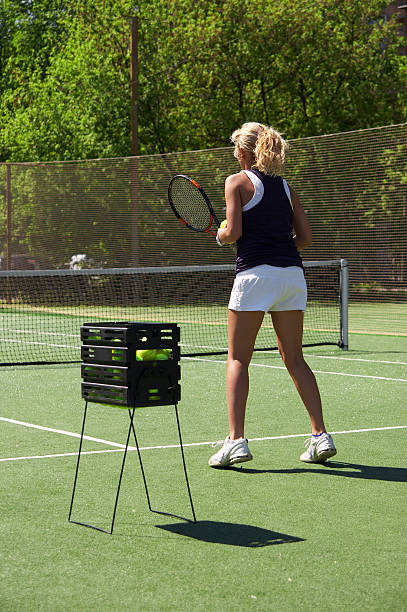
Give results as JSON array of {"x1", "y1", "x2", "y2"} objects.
[{"x1": 231, "y1": 122, "x2": 288, "y2": 174}]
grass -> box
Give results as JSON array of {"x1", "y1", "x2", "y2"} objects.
[
  {"x1": 0, "y1": 332, "x2": 406, "y2": 611},
  {"x1": 348, "y1": 302, "x2": 407, "y2": 336}
]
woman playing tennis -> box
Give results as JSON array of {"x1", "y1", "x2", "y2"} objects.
[{"x1": 209, "y1": 122, "x2": 337, "y2": 467}]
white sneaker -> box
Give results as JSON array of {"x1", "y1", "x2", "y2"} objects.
[
  {"x1": 300, "y1": 433, "x2": 337, "y2": 463},
  {"x1": 208, "y1": 436, "x2": 253, "y2": 467}
]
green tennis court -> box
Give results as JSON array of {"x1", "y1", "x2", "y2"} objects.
[{"x1": 1, "y1": 329, "x2": 406, "y2": 611}]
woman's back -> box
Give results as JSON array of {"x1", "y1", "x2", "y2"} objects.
[{"x1": 236, "y1": 169, "x2": 303, "y2": 273}]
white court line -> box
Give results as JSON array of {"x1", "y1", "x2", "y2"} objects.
[
  {"x1": 303, "y1": 354, "x2": 407, "y2": 366},
  {"x1": 250, "y1": 425, "x2": 407, "y2": 442},
  {"x1": 0, "y1": 329, "x2": 78, "y2": 338},
  {"x1": 0, "y1": 339, "x2": 76, "y2": 349},
  {"x1": 0, "y1": 448, "x2": 127, "y2": 462},
  {"x1": 0, "y1": 425, "x2": 406, "y2": 463},
  {"x1": 0, "y1": 417, "x2": 136, "y2": 450},
  {"x1": 183, "y1": 357, "x2": 407, "y2": 383}
]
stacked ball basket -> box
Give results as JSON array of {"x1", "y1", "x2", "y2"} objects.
[{"x1": 68, "y1": 322, "x2": 196, "y2": 533}]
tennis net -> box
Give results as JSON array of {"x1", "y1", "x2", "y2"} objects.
[{"x1": 0, "y1": 259, "x2": 348, "y2": 365}]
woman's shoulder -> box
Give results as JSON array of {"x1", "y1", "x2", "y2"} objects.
[{"x1": 225, "y1": 171, "x2": 248, "y2": 187}]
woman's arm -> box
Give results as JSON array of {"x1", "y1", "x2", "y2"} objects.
[
  {"x1": 289, "y1": 185, "x2": 313, "y2": 251},
  {"x1": 217, "y1": 173, "x2": 244, "y2": 245}
]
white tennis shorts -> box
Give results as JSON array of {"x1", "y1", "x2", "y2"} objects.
[{"x1": 228, "y1": 264, "x2": 307, "y2": 312}]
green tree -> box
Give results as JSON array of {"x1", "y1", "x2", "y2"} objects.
[
  {"x1": 0, "y1": 0, "x2": 406, "y2": 161},
  {"x1": 1, "y1": 0, "x2": 134, "y2": 160},
  {"x1": 165, "y1": 0, "x2": 407, "y2": 145}
]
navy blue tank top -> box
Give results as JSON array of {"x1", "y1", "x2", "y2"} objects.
[{"x1": 235, "y1": 169, "x2": 303, "y2": 274}]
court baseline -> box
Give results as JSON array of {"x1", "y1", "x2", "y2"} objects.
[{"x1": 0, "y1": 418, "x2": 405, "y2": 462}]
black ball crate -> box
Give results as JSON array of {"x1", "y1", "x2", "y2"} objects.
[{"x1": 80, "y1": 322, "x2": 181, "y2": 408}]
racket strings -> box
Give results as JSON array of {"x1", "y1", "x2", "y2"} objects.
[{"x1": 170, "y1": 179, "x2": 212, "y2": 231}]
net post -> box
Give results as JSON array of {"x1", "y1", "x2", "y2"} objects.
[{"x1": 339, "y1": 259, "x2": 349, "y2": 351}]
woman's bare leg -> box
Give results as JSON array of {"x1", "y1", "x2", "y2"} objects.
[
  {"x1": 270, "y1": 310, "x2": 326, "y2": 434},
  {"x1": 227, "y1": 309, "x2": 264, "y2": 439}
]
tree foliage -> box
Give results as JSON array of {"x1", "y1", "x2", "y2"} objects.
[{"x1": 0, "y1": 0, "x2": 406, "y2": 161}]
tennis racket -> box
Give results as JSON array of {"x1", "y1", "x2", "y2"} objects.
[{"x1": 168, "y1": 174, "x2": 220, "y2": 237}]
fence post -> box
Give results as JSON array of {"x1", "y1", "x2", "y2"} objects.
[
  {"x1": 6, "y1": 163, "x2": 11, "y2": 271},
  {"x1": 130, "y1": 15, "x2": 139, "y2": 158},
  {"x1": 129, "y1": 15, "x2": 139, "y2": 266}
]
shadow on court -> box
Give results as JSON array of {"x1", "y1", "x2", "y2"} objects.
[
  {"x1": 156, "y1": 520, "x2": 305, "y2": 547},
  {"x1": 228, "y1": 462, "x2": 407, "y2": 482}
]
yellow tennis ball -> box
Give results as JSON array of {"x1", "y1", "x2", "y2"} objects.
[
  {"x1": 220, "y1": 219, "x2": 235, "y2": 245},
  {"x1": 136, "y1": 349, "x2": 157, "y2": 361},
  {"x1": 156, "y1": 349, "x2": 171, "y2": 360}
]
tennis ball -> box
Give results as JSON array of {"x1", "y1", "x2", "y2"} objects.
[
  {"x1": 219, "y1": 219, "x2": 235, "y2": 245},
  {"x1": 156, "y1": 349, "x2": 171, "y2": 360},
  {"x1": 136, "y1": 349, "x2": 157, "y2": 361}
]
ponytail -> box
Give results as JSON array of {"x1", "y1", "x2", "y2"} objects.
[
  {"x1": 231, "y1": 122, "x2": 288, "y2": 175},
  {"x1": 253, "y1": 127, "x2": 288, "y2": 175}
]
